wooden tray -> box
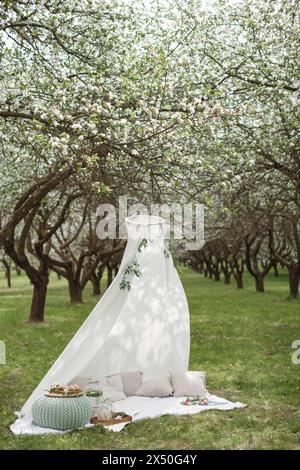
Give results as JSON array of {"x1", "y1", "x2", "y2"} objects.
[{"x1": 91, "y1": 415, "x2": 132, "y2": 426}]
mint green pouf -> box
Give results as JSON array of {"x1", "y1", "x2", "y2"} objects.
[{"x1": 32, "y1": 395, "x2": 93, "y2": 431}]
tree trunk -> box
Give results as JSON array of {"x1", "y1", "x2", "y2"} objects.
[
  {"x1": 15, "y1": 264, "x2": 22, "y2": 275},
  {"x1": 6, "y1": 264, "x2": 11, "y2": 288},
  {"x1": 28, "y1": 277, "x2": 48, "y2": 322},
  {"x1": 288, "y1": 265, "x2": 299, "y2": 299},
  {"x1": 68, "y1": 278, "x2": 83, "y2": 304},
  {"x1": 224, "y1": 271, "x2": 231, "y2": 284},
  {"x1": 273, "y1": 263, "x2": 279, "y2": 277},
  {"x1": 255, "y1": 273, "x2": 265, "y2": 293},
  {"x1": 93, "y1": 280, "x2": 101, "y2": 296},
  {"x1": 235, "y1": 273, "x2": 243, "y2": 289},
  {"x1": 1, "y1": 259, "x2": 11, "y2": 288},
  {"x1": 91, "y1": 273, "x2": 101, "y2": 296},
  {"x1": 214, "y1": 271, "x2": 220, "y2": 281},
  {"x1": 107, "y1": 266, "x2": 113, "y2": 288}
]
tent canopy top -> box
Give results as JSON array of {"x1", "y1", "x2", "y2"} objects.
[{"x1": 125, "y1": 215, "x2": 165, "y2": 226}]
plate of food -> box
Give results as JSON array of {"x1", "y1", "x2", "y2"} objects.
[{"x1": 44, "y1": 383, "x2": 84, "y2": 397}]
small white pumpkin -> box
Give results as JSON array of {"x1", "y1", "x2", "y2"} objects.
[{"x1": 97, "y1": 404, "x2": 113, "y2": 421}]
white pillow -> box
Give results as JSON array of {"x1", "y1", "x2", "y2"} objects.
[
  {"x1": 134, "y1": 377, "x2": 173, "y2": 397},
  {"x1": 171, "y1": 371, "x2": 207, "y2": 397}
]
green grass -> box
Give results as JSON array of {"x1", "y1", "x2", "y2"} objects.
[{"x1": 0, "y1": 268, "x2": 300, "y2": 449}]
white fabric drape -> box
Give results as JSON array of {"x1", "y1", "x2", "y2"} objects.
[{"x1": 19, "y1": 215, "x2": 190, "y2": 418}]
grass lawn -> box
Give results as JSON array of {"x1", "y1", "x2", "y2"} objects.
[{"x1": 0, "y1": 268, "x2": 299, "y2": 450}]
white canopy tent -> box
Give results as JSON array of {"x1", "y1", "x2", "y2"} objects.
[
  {"x1": 19, "y1": 215, "x2": 190, "y2": 418},
  {"x1": 11, "y1": 215, "x2": 245, "y2": 435}
]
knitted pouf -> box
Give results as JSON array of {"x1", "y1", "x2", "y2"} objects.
[{"x1": 32, "y1": 395, "x2": 93, "y2": 431}]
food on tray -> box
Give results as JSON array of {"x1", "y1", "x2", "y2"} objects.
[{"x1": 45, "y1": 383, "x2": 83, "y2": 397}]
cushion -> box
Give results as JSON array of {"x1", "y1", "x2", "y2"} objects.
[
  {"x1": 121, "y1": 371, "x2": 143, "y2": 396},
  {"x1": 105, "y1": 374, "x2": 124, "y2": 393},
  {"x1": 170, "y1": 371, "x2": 207, "y2": 397},
  {"x1": 68, "y1": 376, "x2": 126, "y2": 401},
  {"x1": 101, "y1": 384, "x2": 126, "y2": 402},
  {"x1": 134, "y1": 377, "x2": 173, "y2": 397}
]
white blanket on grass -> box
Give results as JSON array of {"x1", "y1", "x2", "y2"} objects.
[{"x1": 10, "y1": 394, "x2": 246, "y2": 435}]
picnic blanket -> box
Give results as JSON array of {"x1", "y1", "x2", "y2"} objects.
[{"x1": 10, "y1": 394, "x2": 246, "y2": 435}]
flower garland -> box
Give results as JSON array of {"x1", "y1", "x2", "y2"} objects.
[
  {"x1": 181, "y1": 396, "x2": 209, "y2": 406},
  {"x1": 119, "y1": 256, "x2": 142, "y2": 290},
  {"x1": 119, "y1": 238, "x2": 170, "y2": 290}
]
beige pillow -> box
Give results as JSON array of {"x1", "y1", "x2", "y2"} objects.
[
  {"x1": 105, "y1": 374, "x2": 124, "y2": 393},
  {"x1": 68, "y1": 376, "x2": 126, "y2": 401},
  {"x1": 101, "y1": 384, "x2": 126, "y2": 402},
  {"x1": 121, "y1": 371, "x2": 143, "y2": 396},
  {"x1": 134, "y1": 377, "x2": 173, "y2": 397},
  {"x1": 171, "y1": 371, "x2": 207, "y2": 397}
]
